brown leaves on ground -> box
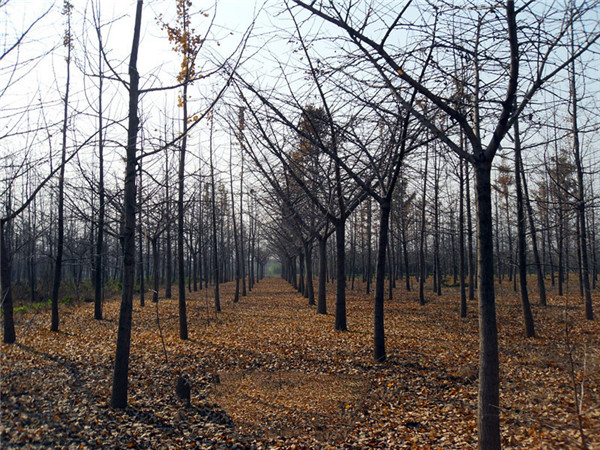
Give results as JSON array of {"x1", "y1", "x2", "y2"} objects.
[{"x1": 2, "y1": 278, "x2": 599, "y2": 448}]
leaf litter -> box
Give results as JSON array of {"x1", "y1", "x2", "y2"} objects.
[{"x1": 2, "y1": 278, "x2": 599, "y2": 448}]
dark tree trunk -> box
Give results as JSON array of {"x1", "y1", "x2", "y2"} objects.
[
  {"x1": 298, "y1": 250, "x2": 305, "y2": 296},
  {"x1": 334, "y1": 220, "x2": 347, "y2": 330},
  {"x1": 1, "y1": 220, "x2": 16, "y2": 344},
  {"x1": 418, "y1": 151, "x2": 428, "y2": 306},
  {"x1": 152, "y1": 237, "x2": 159, "y2": 303},
  {"x1": 51, "y1": 13, "x2": 72, "y2": 332},
  {"x1": 558, "y1": 185, "x2": 565, "y2": 297},
  {"x1": 94, "y1": 21, "x2": 105, "y2": 320},
  {"x1": 177, "y1": 80, "x2": 189, "y2": 340},
  {"x1": 240, "y1": 188, "x2": 247, "y2": 296},
  {"x1": 520, "y1": 154, "x2": 546, "y2": 306},
  {"x1": 459, "y1": 152, "x2": 467, "y2": 318},
  {"x1": 474, "y1": 161, "x2": 500, "y2": 450},
  {"x1": 304, "y1": 241, "x2": 315, "y2": 305},
  {"x1": 210, "y1": 121, "x2": 221, "y2": 312},
  {"x1": 350, "y1": 215, "x2": 356, "y2": 290},
  {"x1": 569, "y1": 45, "x2": 594, "y2": 320},
  {"x1": 165, "y1": 167, "x2": 172, "y2": 299},
  {"x1": 366, "y1": 198, "x2": 372, "y2": 294},
  {"x1": 514, "y1": 117, "x2": 535, "y2": 337},
  {"x1": 138, "y1": 163, "x2": 145, "y2": 307},
  {"x1": 111, "y1": 0, "x2": 143, "y2": 410},
  {"x1": 388, "y1": 235, "x2": 394, "y2": 300},
  {"x1": 374, "y1": 200, "x2": 390, "y2": 362},
  {"x1": 317, "y1": 236, "x2": 327, "y2": 314},
  {"x1": 230, "y1": 156, "x2": 240, "y2": 304},
  {"x1": 402, "y1": 220, "x2": 410, "y2": 292},
  {"x1": 433, "y1": 151, "x2": 441, "y2": 296},
  {"x1": 494, "y1": 197, "x2": 502, "y2": 284},
  {"x1": 466, "y1": 160, "x2": 475, "y2": 299}
]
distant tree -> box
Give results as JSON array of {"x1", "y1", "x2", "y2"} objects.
[
  {"x1": 568, "y1": 19, "x2": 594, "y2": 320},
  {"x1": 50, "y1": 0, "x2": 73, "y2": 333},
  {"x1": 161, "y1": 0, "x2": 206, "y2": 339},
  {"x1": 513, "y1": 112, "x2": 535, "y2": 338}
]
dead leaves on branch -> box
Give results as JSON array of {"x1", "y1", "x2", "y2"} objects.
[{"x1": 1, "y1": 278, "x2": 599, "y2": 448}]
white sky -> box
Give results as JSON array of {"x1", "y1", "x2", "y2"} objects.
[{"x1": 2, "y1": 0, "x2": 599, "y2": 206}]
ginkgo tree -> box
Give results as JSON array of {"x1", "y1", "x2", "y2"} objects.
[
  {"x1": 289, "y1": 1, "x2": 600, "y2": 448},
  {"x1": 160, "y1": 0, "x2": 206, "y2": 340}
]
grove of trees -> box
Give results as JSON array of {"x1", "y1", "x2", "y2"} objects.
[{"x1": 1, "y1": 1, "x2": 599, "y2": 448}]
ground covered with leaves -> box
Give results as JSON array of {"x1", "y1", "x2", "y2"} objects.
[{"x1": 2, "y1": 277, "x2": 599, "y2": 448}]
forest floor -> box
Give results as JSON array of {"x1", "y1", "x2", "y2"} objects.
[{"x1": 2, "y1": 277, "x2": 599, "y2": 449}]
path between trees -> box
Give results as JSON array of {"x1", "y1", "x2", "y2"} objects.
[{"x1": 2, "y1": 277, "x2": 599, "y2": 448}]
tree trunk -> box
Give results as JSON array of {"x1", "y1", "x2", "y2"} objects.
[
  {"x1": 569, "y1": 42, "x2": 593, "y2": 320},
  {"x1": 402, "y1": 218, "x2": 410, "y2": 292},
  {"x1": 177, "y1": 78, "x2": 189, "y2": 340},
  {"x1": 418, "y1": 151, "x2": 428, "y2": 305},
  {"x1": 466, "y1": 160, "x2": 475, "y2": 299},
  {"x1": 520, "y1": 153, "x2": 546, "y2": 306},
  {"x1": 474, "y1": 161, "x2": 500, "y2": 450},
  {"x1": 514, "y1": 117, "x2": 535, "y2": 337},
  {"x1": 94, "y1": 17, "x2": 105, "y2": 320},
  {"x1": 299, "y1": 249, "x2": 305, "y2": 296},
  {"x1": 152, "y1": 237, "x2": 159, "y2": 303},
  {"x1": 1, "y1": 220, "x2": 16, "y2": 344},
  {"x1": 111, "y1": 0, "x2": 142, "y2": 410},
  {"x1": 165, "y1": 154, "x2": 172, "y2": 299},
  {"x1": 334, "y1": 220, "x2": 347, "y2": 330},
  {"x1": 230, "y1": 149, "x2": 240, "y2": 304},
  {"x1": 373, "y1": 200, "x2": 390, "y2": 362},
  {"x1": 304, "y1": 241, "x2": 315, "y2": 305},
  {"x1": 350, "y1": 215, "x2": 356, "y2": 290},
  {"x1": 317, "y1": 236, "x2": 327, "y2": 314},
  {"x1": 459, "y1": 152, "x2": 467, "y2": 318},
  {"x1": 240, "y1": 186, "x2": 247, "y2": 296},
  {"x1": 210, "y1": 120, "x2": 221, "y2": 313},
  {"x1": 138, "y1": 163, "x2": 145, "y2": 307},
  {"x1": 433, "y1": 151, "x2": 441, "y2": 296},
  {"x1": 366, "y1": 198, "x2": 372, "y2": 294},
  {"x1": 51, "y1": 10, "x2": 72, "y2": 332}
]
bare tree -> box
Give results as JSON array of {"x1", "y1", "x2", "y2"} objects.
[
  {"x1": 111, "y1": 0, "x2": 143, "y2": 409},
  {"x1": 50, "y1": 0, "x2": 73, "y2": 332},
  {"x1": 290, "y1": 1, "x2": 600, "y2": 447}
]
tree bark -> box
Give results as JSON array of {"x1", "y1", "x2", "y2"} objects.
[
  {"x1": 1, "y1": 220, "x2": 16, "y2": 344},
  {"x1": 365, "y1": 198, "x2": 372, "y2": 294},
  {"x1": 210, "y1": 119, "x2": 221, "y2": 313},
  {"x1": 51, "y1": 7, "x2": 72, "y2": 332},
  {"x1": 514, "y1": 116, "x2": 535, "y2": 337},
  {"x1": 373, "y1": 200, "x2": 390, "y2": 362},
  {"x1": 177, "y1": 76, "x2": 189, "y2": 340},
  {"x1": 138, "y1": 163, "x2": 145, "y2": 307},
  {"x1": 520, "y1": 154, "x2": 546, "y2": 306},
  {"x1": 317, "y1": 236, "x2": 327, "y2": 314},
  {"x1": 475, "y1": 161, "x2": 500, "y2": 450},
  {"x1": 304, "y1": 241, "x2": 315, "y2": 305},
  {"x1": 418, "y1": 150, "x2": 428, "y2": 306},
  {"x1": 230, "y1": 146, "x2": 240, "y2": 303},
  {"x1": 569, "y1": 34, "x2": 593, "y2": 320},
  {"x1": 152, "y1": 237, "x2": 159, "y2": 303},
  {"x1": 459, "y1": 153, "x2": 467, "y2": 318},
  {"x1": 94, "y1": 10, "x2": 105, "y2": 320},
  {"x1": 466, "y1": 160, "x2": 475, "y2": 299},
  {"x1": 334, "y1": 220, "x2": 347, "y2": 330},
  {"x1": 111, "y1": 0, "x2": 142, "y2": 410}
]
